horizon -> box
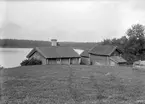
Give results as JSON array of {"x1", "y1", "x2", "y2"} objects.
[{"x1": 0, "y1": 38, "x2": 99, "y2": 43}]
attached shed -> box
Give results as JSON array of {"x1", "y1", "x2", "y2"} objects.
[
  {"x1": 110, "y1": 56, "x2": 127, "y2": 66},
  {"x1": 27, "y1": 46, "x2": 81, "y2": 65}
]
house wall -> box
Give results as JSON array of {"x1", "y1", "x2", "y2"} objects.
[
  {"x1": 90, "y1": 54, "x2": 120, "y2": 66},
  {"x1": 47, "y1": 59, "x2": 58, "y2": 64},
  {"x1": 61, "y1": 58, "x2": 70, "y2": 65},
  {"x1": 47, "y1": 58, "x2": 80, "y2": 65},
  {"x1": 90, "y1": 54, "x2": 109, "y2": 65},
  {"x1": 71, "y1": 58, "x2": 80, "y2": 65},
  {"x1": 29, "y1": 52, "x2": 47, "y2": 65},
  {"x1": 81, "y1": 57, "x2": 90, "y2": 65},
  {"x1": 82, "y1": 49, "x2": 122, "y2": 66},
  {"x1": 48, "y1": 58, "x2": 70, "y2": 65}
]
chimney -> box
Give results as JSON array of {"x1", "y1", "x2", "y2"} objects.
[{"x1": 51, "y1": 39, "x2": 57, "y2": 46}]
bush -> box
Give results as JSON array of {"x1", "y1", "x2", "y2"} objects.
[{"x1": 20, "y1": 58, "x2": 42, "y2": 66}]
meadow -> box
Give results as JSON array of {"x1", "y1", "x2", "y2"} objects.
[{"x1": 1, "y1": 65, "x2": 145, "y2": 104}]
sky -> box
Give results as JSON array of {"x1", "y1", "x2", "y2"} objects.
[{"x1": 0, "y1": 0, "x2": 145, "y2": 42}]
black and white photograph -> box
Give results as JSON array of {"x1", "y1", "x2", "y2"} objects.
[{"x1": 1, "y1": 0, "x2": 145, "y2": 103}]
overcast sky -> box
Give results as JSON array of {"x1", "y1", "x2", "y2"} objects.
[{"x1": 0, "y1": 0, "x2": 145, "y2": 42}]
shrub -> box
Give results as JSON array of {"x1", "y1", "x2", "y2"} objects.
[{"x1": 20, "y1": 58, "x2": 42, "y2": 66}]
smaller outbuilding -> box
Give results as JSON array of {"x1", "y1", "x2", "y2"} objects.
[{"x1": 81, "y1": 45, "x2": 127, "y2": 66}]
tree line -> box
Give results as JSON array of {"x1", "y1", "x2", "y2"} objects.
[
  {"x1": 0, "y1": 39, "x2": 51, "y2": 48},
  {"x1": 0, "y1": 39, "x2": 96, "y2": 50},
  {"x1": 101, "y1": 24, "x2": 145, "y2": 64}
]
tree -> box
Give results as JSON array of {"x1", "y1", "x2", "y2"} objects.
[
  {"x1": 101, "y1": 39, "x2": 112, "y2": 45},
  {"x1": 125, "y1": 24, "x2": 145, "y2": 63},
  {"x1": 127, "y1": 24, "x2": 145, "y2": 39}
]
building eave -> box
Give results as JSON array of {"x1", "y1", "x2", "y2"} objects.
[{"x1": 26, "y1": 48, "x2": 36, "y2": 58}]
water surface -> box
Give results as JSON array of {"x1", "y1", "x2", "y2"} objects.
[{"x1": 0, "y1": 48, "x2": 32, "y2": 68}]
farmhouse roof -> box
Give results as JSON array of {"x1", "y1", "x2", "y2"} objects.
[
  {"x1": 80, "y1": 50, "x2": 90, "y2": 57},
  {"x1": 110, "y1": 56, "x2": 127, "y2": 63},
  {"x1": 89, "y1": 45, "x2": 120, "y2": 56},
  {"x1": 27, "y1": 46, "x2": 80, "y2": 59}
]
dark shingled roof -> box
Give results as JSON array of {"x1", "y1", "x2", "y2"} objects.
[
  {"x1": 110, "y1": 56, "x2": 127, "y2": 63},
  {"x1": 89, "y1": 45, "x2": 118, "y2": 56},
  {"x1": 80, "y1": 50, "x2": 90, "y2": 57},
  {"x1": 27, "y1": 46, "x2": 80, "y2": 59}
]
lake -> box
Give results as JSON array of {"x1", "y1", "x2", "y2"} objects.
[{"x1": 0, "y1": 48, "x2": 32, "y2": 68}]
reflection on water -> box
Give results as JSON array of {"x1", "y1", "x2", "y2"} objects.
[{"x1": 0, "y1": 48, "x2": 32, "y2": 68}]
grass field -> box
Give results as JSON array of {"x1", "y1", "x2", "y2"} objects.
[{"x1": 1, "y1": 65, "x2": 145, "y2": 104}]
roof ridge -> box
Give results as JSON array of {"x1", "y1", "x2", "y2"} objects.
[{"x1": 89, "y1": 44, "x2": 117, "y2": 56}]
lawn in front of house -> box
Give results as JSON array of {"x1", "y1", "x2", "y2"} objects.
[{"x1": 1, "y1": 65, "x2": 145, "y2": 104}]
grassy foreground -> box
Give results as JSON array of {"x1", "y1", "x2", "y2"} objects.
[{"x1": 1, "y1": 65, "x2": 145, "y2": 104}]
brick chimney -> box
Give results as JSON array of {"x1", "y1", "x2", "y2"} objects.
[{"x1": 51, "y1": 39, "x2": 57, "y2": 46}]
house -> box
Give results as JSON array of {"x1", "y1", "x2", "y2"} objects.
[
  {"x1": 81, "y1": 45, "x2": 127, "y2": 66},
  {"x1": 26, "y1": 39, "x2": 81, "y2": 65}
]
